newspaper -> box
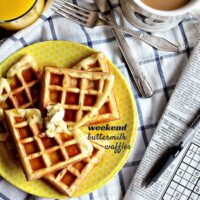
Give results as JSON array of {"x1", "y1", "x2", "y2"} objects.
[{"x1": 124, "y1": 40, "x2": 200, "y2": 200}]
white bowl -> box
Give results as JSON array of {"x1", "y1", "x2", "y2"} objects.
[{"x1": 134, "y1": 0, "x2": 200, "y2": 17}]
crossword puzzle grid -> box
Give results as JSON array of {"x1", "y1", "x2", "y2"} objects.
[{"x1": 162, "y1": 143, "x2": 200, "y2": 200}]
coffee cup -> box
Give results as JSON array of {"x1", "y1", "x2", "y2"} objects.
[{"x1": 120, "y1": 0, "x2": 200, "y2": 32}]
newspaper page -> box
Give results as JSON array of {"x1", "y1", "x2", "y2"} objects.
[{"x1": 124, "y1": 40, "x2": 200, "y2": 200}]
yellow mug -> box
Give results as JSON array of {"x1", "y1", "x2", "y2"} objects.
[{"x1": 0, "y1": 0, "x2": 45, "y2": 30}]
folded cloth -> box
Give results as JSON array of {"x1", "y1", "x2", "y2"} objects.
[{"x1": 0, "y1": 0, "x2": 200, "y2": 200}]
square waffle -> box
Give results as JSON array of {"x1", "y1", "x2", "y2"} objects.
[
  {"x1": 74, "y1": 53, "x2": 120, "y2": 125},
  {"x1": 0, "y1": 110, "x2": 9, "y2": 141},
  {"x1": 5, "y1": 109, "x2": 93, "y2": 181},
  {"x1": 0, "y1": 78, "x2": 12, "y2": 141},
  {"x1": 0, "y1": 55, "x2": 41, "y2": 141},
  {"x1": 44, "y1": 141, "x2": 105, "y2": 197},
  {"x1": 40, "y1": 67, "x2": 114, "y2": 129},
  {"x1": 1, "y1": 54, "x2": 41, "y2": 109}
]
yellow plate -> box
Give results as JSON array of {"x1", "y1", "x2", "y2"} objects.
[{"x1": 0, "y1": 41, "x2": 137, "y2": 198}]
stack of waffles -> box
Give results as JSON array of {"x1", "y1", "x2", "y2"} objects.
[{"x1": 1, "y1": 52, "x2": 120, "y2": 197}]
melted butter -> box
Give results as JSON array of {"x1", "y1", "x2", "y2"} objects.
[
  {"x1": 45, "y1": 104, "x2": 68, "y2": 138},
  {"x1": 26, "y1": 109, "x2": 42, "y2": 124},
  {"x1": 6, "y1": 55, "x2": 38, "y2": 78},
  {"x1": 0, "y1": 78, "x2": 11, "y2": 93},
  {"x1": 74, "y1": 129, "x2": 93, "y2": 156},
  {"x1": 16, "y1": 109, "x2": 42, "y2": 124},
  {"x1": 0, "y1": 78, "x2": 11, "y2": 102}
]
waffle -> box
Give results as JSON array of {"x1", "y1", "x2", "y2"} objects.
[
  {"x1": 0, "y1": 110, "x2": 9, "y2": 141},
  {"x1": 74, "y1": 53, "x2": 120, "y2": 125},
  {"x1": 5, "y1": 109, "x2": 94, "y2": 181},
  {"x1": 73, "y1": 52, "x2": 110, "y2": 72},
  {"x1": 44, "y1": 141, "x2": 105, "y2": 197},
  {"x1": 3, "y1": 54, "x2": 41, "y2": 109},
  {"x1": 0, "y1": 78, "x2": 11, "y2": 141},
  {"x1": 40, "y1": 67, "x2": 114, "y2": 129},
  {"x1": 0, "y1": 55, "x2": 41, "y2": 141}
]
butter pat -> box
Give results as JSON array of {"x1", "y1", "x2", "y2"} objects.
[
  {"x1": 45, "y1": 104, "x2": 68, "y2": 138},
  {"x1": 74, "y1": 129, "x2": 93, "y2": 156},
  {"x1": 44, "y1": 104, "x2": 93, "y2": 156}
]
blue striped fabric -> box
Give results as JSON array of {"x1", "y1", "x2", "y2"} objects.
[{"x1": 0, "y1": 0, "x2": 200, "y2": 200}]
